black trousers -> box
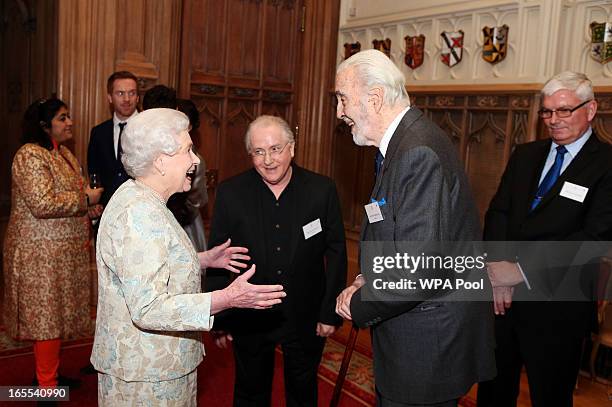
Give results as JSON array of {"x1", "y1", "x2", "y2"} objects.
[
  {"x1": 232, "y1": 333, "x2": 325, "y2": 407},
  {"x1": 477, "y1": 312, "x2": 583, "y2": 407}
]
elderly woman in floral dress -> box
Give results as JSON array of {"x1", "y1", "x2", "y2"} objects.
[{"x1": 91, "y1": 108, "x2": 286, "y2": 405}]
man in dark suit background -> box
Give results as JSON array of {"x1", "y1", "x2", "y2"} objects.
[
  {"x1": 87, "y1": 71, "x2": 139, "y2": 210},
  {"x1": 207, "y1": 115, "x2": 347, "y2": 406},
  {"x1": 477, "y1": 72, "x2": 612, "y2": 407},
  {"x1": 334, "y1": 49, "x2": 496, "y2": 407}
]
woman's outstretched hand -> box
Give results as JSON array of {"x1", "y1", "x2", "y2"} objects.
[
  {"x1": 198, "y1": 238, "x2": 250, "y2": 272},
  {"x1": 210, "y1": 265, "x2": 286, "y2": 314}
]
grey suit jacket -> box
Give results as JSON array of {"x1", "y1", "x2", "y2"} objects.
[{"x1": 350, "y1": 107, "x2": 496, "y2": 404}]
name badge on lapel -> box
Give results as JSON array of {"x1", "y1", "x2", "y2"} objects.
[
  {"x1": 365, "y1": 198, "x2": 385, "y2": 223},
  {"x1": 303, "y1": 218, "x2": 323, "y2": 239},
  {"x1": 560, "y1": 181, "x2": 588, "y2": 203}
]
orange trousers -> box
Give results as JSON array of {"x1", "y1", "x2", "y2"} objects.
[{"x1": 33, "y1": 339, "x2": 61, "y2": 387}]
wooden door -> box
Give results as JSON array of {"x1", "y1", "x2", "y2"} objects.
[{"x1": 180, "y1": 0, "x2": 304, "y2": 219}]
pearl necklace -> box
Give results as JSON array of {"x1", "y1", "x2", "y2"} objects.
[{"x1": 134, "y1": 179, "x2": 167, "y2": 204}]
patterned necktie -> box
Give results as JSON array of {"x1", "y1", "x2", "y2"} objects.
[
  {"x1": 117, "y1": 122, "x2": 127, "y2": 161},
  {"x1": 374, "y1": 151, "x2": 384, "y2": 178},
  {"x1": 530, "y1": 145, "x2": 568, "y2": 211}
]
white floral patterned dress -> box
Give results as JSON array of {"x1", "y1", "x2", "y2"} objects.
[{"x1": 91, "y1": 179, "x2": 214, "y2": 406}]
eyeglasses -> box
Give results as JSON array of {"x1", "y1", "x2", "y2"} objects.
[
  {"x1": 538, "y1": 99, "x2": 592, "y2": 119},
  {"x1": 250, "y1": 142, "x2": 292, "y2": 159}
]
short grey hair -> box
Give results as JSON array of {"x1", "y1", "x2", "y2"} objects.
[
  {"x1": 541, "y1": 71, "x2": 594, "y2": 102},
  {"x1": 244, "y1": 115, "x2": 295, "y2": 151},
  {"x1": 336, "y1": 49, "x2": 409, "y2": 107},
  {"x1": 121, "y1": 108, "x2": 189, "y2": 177}
]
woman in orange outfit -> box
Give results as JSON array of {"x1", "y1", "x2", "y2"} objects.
[{"x1": 2, "y1": 98, "x2": 103, "y2": 387}]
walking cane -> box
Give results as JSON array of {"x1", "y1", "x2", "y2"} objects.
[{"x1": 330, "y1": 324, "x2": 359, "y2": 407}]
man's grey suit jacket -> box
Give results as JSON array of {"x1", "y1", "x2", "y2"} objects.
[{"x1": 350, "y1": 107, "x2": 496, "y2": 404}]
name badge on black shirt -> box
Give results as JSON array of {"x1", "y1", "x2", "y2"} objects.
[{"x1": 303, "y1": 219, "x2": 322, "y2": 239}]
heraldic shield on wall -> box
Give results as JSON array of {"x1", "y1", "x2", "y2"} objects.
[
  {"x1": 344, "y1": 42, "x2": 361, "y2": 60},
  {"x1": 373, "y1": 38, "x2": 392, "y2": 58},
  {"x1": 405, "y1": 35, "x2": 425, "y2": 69},
  {"x1": 482, "y1": 25, "x2": 509, "y2": 64},
  {"x1": 440, "y1": 31, "x2": 464, "y2": 67},
  {"x1": 590, "y1": 22, "x2": 612, "y2": 64}
]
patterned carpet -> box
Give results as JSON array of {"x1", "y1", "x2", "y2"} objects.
[
  {"x1": 0, "y1": 326, "x2": 375, "y2": 402},
  {"x1": 319, "y1": 337, "x2": 375, "y2": 405},
  {"x1": 0, "y1": 329, "x2": 485, "y2": 407},
  {"x1": 319, "y1": 338, "x2": 477, "y2": 407}
]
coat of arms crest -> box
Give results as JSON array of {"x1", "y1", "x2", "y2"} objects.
[
  {"x1": 405, "y1": 35, "x2": 425, "y2": 69},
  {"x1": 372, "y1": 38, "x2": 392, "y2": 58},
  {"x1": 590, "y1": 22, "x2": 612, "y2": 64},
  {"x1": 343, "y1": 42, "x2": 361, "y2": 60},
  {"x1": 440, "y1": 31, "x2": 464, "y2": 67},
  {"x1": 482, "y1": 25, "x2": 509, "y2": 64}
]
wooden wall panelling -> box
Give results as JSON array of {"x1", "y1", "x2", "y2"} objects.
[
  {"x1": 56, "y1": 0, "x2": 182, "y2": 167},
  {"x1": 261, "y1": 87, "x2": 293, "y2": 122},
  {"x1": 57, "y1": 0, "x2": 116, "y2": 166},
  {"x1": 295, "y1": 0, "x2": 341, "y2": 174},
  {"x1": 465, "y1": 110, "x2": 510, "y2": 219},
  {"x1": 29, "y1": 0, "x2": 58, "y2": 104},
  {"x1": 115, "y1": 0, "x2": 182, "y2": 89},
  {"x1": 331, "y1": 123, "x2": 374, "y2": 234},
  {"x1": 181, "y1": 0, "x2": 228, "y2": 216},
  {"x1": 227, "y1": 0, "x2": 263, "y2": 82},
  {"x1": 224, "y1": 95, "x2": 258, "y2": 179},
  {"x1": 181, "y1": 0, "x2": 309, "y2": 219},
  {"x1": 191, "y1": 90, "x2": 224, "y2": 171},
  {"x1": 0, "y1": 0, "x2": 58, "y2": 244},
  {"x1": 413, "y1": 91, "x2": 538, "y2": 221},
  {"x1": 180, "y1": 0, "x2": 227, "y2": 88},
  {"x1": 1, "y1": 0, "x2": 32, "y2": 220},
  {"x1": 594, "y1": 93, "x2": 612, "y2": 144},
  {"x1": 191, "y1": 91, "x2": 223, "y2": 220},
  {"x1": 261, "y1": 1, "x2": 301, "y2": 127},
  {"x1": 181, "y1": 0, "x2": 231, "y2": 217},
  {"x1": 263, "y1": 1, "x2": 299, "y2": 85}
]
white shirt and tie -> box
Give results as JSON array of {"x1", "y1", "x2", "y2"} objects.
[
  {"x1": 112, "y1": 111, "x2": 138, "y2": 159},
  {"x1": 519, "y1": 127, "x2": 593, "y2": 288}
]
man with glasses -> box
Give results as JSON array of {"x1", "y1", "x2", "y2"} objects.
[
  {"x1": 478, "y1": 71, "x2": 612, "y2": 406},
  {"x1": 87, "y1": 71, "x2": 140, "y2": 210},
  {"x1": 207, "y1": 115, "x2": 347, "y2": 406}
]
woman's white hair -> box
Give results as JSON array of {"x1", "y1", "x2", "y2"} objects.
[
  {"x1": 121, "y1": 108, "x2": 189, "y2": 178},
  {"x1": 336, "y1": 49, "x2": 409, "y2": 107},
  {"x1": 244, "y1": 115, "x2": 295, "y2": 151},
  {"x1": 541, "y1": 71, "x2": 594, "y2": 102}
]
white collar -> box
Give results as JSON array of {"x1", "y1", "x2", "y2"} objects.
[
  {"x1": 113, "y1": 110, "x2": 138, "y2": 126},
  {"x1": 379, "y1": 105, "x2": 411, "y2": 157}
]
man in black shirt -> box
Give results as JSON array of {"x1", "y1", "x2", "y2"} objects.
[{"x1": 208, "y1": 115, "x2": 347, "y2": 407}]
